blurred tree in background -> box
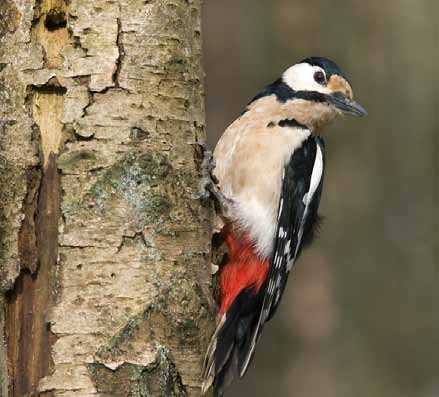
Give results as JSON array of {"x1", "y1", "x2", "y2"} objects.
[{"x1": 203, "y1": 1, "x2": 438, "y2": 396}]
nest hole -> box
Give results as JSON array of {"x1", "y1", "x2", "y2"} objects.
[{"x1": 45, "y1": 9, "x2": 67, "y2": 31}]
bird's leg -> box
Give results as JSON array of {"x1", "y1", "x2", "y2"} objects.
[
  {"x1": 196, "y1": 143, "x2": 216, "y2": 200},
  {"x1": 194, "y1": 142, "x2": 233, "y2": 218}
]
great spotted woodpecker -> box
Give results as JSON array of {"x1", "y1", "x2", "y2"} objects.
[{"x1": 200, "y1": 57, "x2": 367, "y2": 396}]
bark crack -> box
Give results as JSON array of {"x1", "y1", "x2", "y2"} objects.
[
  {"x1": 5, "y1": 0, "x2": 68, "y2": 395},
  {"x1": 112, "y1": 18, "x2": 124, "y2": 88},
  {"x1": 116, "y1": 232, "x2": 148, "y2": 253},
  {"x1": 6, "y1": 154, "x2": 61, "y2": 396}
]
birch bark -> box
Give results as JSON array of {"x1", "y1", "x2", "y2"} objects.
[{"x1": 0, "y1": 0, "x2": 213, "y2": 395}]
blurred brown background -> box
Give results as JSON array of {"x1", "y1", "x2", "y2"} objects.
[{"x1": 202, "y1": 1, "x2": 439, "y2": 396}]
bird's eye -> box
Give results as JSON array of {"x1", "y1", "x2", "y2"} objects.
[{"x1": 314, "y1": 71, "x2": 326, "y2": 85}]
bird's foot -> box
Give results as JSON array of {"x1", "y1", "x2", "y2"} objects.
[
  {"x1": 194, "y1": 142, "x2": 217, "y2": 200},
  {"x1": 194, "y1": 141, "x2": 233, "y2": 218}
]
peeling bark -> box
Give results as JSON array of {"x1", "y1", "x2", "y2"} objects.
[{"x1": 0, "y1": 0, "x2": 213, "y2": 396}]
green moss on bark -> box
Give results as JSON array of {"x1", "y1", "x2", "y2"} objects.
[{"x1": 90, "y1": 346, "x2": 187, "y2": 397}]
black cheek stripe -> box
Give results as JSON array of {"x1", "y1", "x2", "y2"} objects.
[{"x1": 278, "y1": 119, "x2": 308, "y2": 129}]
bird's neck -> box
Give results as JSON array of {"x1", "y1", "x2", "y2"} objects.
[
  {"x1": 281, "y1": 99, "x2": 337, "y2": 132},
  {"x1": 247, "y1": 96, "x2": 337, "y2": 133}
]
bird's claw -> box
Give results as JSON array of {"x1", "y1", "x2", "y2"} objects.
[
  {"x1": 193, "y1": 141, "x2": 217, "y2": 200},
  {"x1": 193, "y1": 141, "x2": 233, "y2": 217}
]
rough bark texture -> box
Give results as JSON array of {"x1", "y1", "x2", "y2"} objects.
[{"x1": 0, "y1": 0, "x2": 214, "y2": 396}]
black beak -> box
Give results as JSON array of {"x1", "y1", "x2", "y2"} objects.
[{"x1": 330, "y1": 92, "x2": 368, "y2": 117}]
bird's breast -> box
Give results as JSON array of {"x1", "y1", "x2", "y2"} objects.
[{"x1": 213, "y1": 117, "x2": 310, "y2": 259}]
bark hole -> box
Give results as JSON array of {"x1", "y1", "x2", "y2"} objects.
[
  {"x1": 31, "y1": 0, "x2": 69, "y2": 69},
  {"x1": 44, "y1": 9, "x2": 67, "y2": 31}
]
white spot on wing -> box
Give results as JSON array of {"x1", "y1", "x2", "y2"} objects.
[
  {"x1": 276, "y1": 273, "x2": 282, "y2": 288},
  {"x1": 274, "y1": 253, "x2": 280, "y2": 268},
  {"x1": 284, "y1": 240, "x2": 290, "y2": 254},
  {"x1": 268, "y1": 280, "x2": 274, "y2": 294},
  {"x1": 278, "y1": 198, "x2": 284, "y2": 220}
]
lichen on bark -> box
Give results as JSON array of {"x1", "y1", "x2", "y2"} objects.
[{"x1": 0, "y1": 0, "x2": 214, "y2": 395}]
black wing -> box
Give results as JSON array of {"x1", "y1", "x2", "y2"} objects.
[{"x1": 240, "y1": 135, "x2": 325, "y2": 375}]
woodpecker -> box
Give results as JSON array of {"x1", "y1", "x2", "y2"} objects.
[{"x1": 200, "y1": 57, "x2": 367, "y2": 396}]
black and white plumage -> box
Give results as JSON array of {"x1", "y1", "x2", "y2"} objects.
[
  {"x1": 201, "y1": 57, "x2": 366, "y2": 396},
  {"x1": 241, "y1": 134, "x2": 325, "y2": 374}
]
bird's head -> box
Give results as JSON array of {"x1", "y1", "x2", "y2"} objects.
[{"x1": 278, "y1": 57, "x2": 367, "y2": 130}]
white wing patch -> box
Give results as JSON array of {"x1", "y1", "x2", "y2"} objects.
[
  {"x1": 302, "y1": 144, "x2": 323, "y2": 206},
  {"x1": 294, "y1": 143, "x2": 324, "y2": 259}
]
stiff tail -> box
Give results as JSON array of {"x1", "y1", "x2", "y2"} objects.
[
  {"x1": 202, "y1": 226, "x2": 268, "y2": 395},
  {"x1": 202, "y1": 288, "x2": 264, "y2": 396}
]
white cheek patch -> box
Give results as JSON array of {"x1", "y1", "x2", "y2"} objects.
[{"x1": 282, "y1": 63, "x2": 331, "y2": 94}]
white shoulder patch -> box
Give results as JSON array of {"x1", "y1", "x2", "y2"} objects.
[
  {"x1": 294, "y1": 141, "x2": 323, "y2": 259},
  {"x1": 302, "y1": 144, "x2": 323, "y2": 206}
]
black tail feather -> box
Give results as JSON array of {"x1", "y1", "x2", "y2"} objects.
[{"x1": 205, "y1": 287, "x2": 264, "y2": 396}]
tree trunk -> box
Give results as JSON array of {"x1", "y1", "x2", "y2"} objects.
[{"x1": 0, "y1": 0, "x2": 214, "y2": 395}]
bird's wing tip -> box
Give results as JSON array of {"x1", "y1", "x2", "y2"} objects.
[
  {"x1": 201, "y1": 314, "x2": 227, "y2": 394},
  {"x1": 201, "y1": 376, "x2": 214, "y2": 394}
]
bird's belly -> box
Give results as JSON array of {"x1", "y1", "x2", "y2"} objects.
[{"x1": 232, "y1": 193, "x2": 278, "y2": 259}]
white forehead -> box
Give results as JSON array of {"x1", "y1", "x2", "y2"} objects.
[{"x1": 282, "y1": 63, "x2": 331, "y2": 93}]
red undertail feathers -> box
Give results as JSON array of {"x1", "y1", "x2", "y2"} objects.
[{"x1": 202, "y1": 225, "x2": 269, "y2": 396}]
